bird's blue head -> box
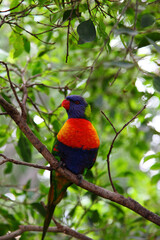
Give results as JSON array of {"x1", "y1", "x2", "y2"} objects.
[{"x1": 62, "y1": 95, "x2": 91, "y2": 119}]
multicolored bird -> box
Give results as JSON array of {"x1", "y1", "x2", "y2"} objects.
[{"x1": 42, "y1": 95, "x2": 100, "y2": 240}]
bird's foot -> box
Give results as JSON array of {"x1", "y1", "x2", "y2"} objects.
[
  {"x1": 58, "y1": 161, "x2": 66, "y2": 168},
  {"x1": 55, "y1": 161, "x2": 66, "y2": 170},
  {"x1": 76, "y1": 174, "x2": 83, "y2": 185}
]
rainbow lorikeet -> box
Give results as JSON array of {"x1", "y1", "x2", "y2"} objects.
[{"x1": 42, "y1": 95, "x2": 100, "y2": 240}]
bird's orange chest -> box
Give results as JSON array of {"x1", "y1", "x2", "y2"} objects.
[{"x1": 57, "y1": 118, "x2": 100, "y2": 150}]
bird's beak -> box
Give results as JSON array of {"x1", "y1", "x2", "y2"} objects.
[{"x1": 61, "y1": 99, "x2": 70, "y2": 110}]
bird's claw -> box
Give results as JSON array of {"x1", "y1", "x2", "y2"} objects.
[
  {"x1": 77, "y1": 174, "x2": 83, "y2": 185},
  {"x1": 58, "y1": 161, "x2": 66, "y2": 168}
]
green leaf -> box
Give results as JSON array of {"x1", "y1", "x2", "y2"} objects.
[
  {"x1": 17, "y1": 133, "x2": 32, "y2": 162},
  {"x1": 10, "y1": 0, "x2": 19, "y2": 9},
  {"x1": 113, "y1": 182, "x2": 124, "y2": 194},
  {"x1": 0, "y1": 223, "x2": 10, "y2": 235},
  {"x1": 140, "y1": 14, "x2": 155, "y2": 28},
  {"x1": 153, "y1": 76, "x2": 160, "y2": 92},
  {"x1": 118, "y1": 171, "x2": 134, "y2": 177},
  {"x1": 23, "y1": 179, "x2": 31, "y2": 190},
  {"x1": 38, "y1": 0, "x2": 47, "y2": 7},
  {"x1": 143, "y1": 153, "x2": 160, "y2": 162},
  {"x1": 108, "y1": 202, "x2": 125, "y2": 215},
  {"x1": 88, "y1": 210, "x2": 100, "y2": 223},
  {"x1": 137, "y1": 32, "x2": 160, "y2": 48},
  {"x1": 38, "y1": 49, "x2": 50, "y2": 57},
  {"x1": 52, "y1": 120, "x2": 61, "y2": 132},
  {"x1": 4, "y1": 162, "x2": 13, "y2": 174},
  {"x1": 0, "y1": 137, "x2": 8, "y2": 147},
  {"x1": 9, "y1": 32, "x2": 24, "y2": 58},
  {"x1": 35, "y1": 83, "x2": 50, "y2": 95},
  {"x1": 97, "y1": 19, "x2": 110, "y2": 53},
  {"x1": 85, "y1": 191, "x2": 98, "y2": 202},
  {"x1": 1, "y1": 93, "x2": 12, "y2": 104},
  {"x1": 50, "y1": 11, "x2": 62, "y2": 24},
  {"x1": 146, "y1": 37, "x2": 160, "y2": 53},
  {"x1": 0, "y1": 207, "x2": 19, "y2": 230},
  {"x1": 68, "y1": 206, "x2": 77, "y2": 217},
  {"x1": 23, "y1": 37, "x2": 30, "y2": 53},
  {"x1": 63, "y1": 9, "x2": 80, "y2": 21},
  {"x1": 85, "y1": 169, "x2": 94, "y2": 180},
  {"x1": 77, "y1": 19, "x2": 96, "y2": 44},
  {"x1": 114, "y1": 27, "x2": 137, "y2": 36},
  {"x1": 79, "y1": 3, "x2": 88, "y2": 13},
  {"x1": 151, "y1": 173, "x2": 160, "y2": 184},
  {"x1": 40, "y1": 183, "x2": 49, "y2": 195},
  {"x1": 31, "y1": 202, "x2": 46, "y2": 217},
  {"x1": 32, "y1": 61, "x2": 42, "y2": 75},
  {"x1": 0, "y1": 125, "x2": 12, "y2": 147},
  {"x1": 10, "y1": 0, "x2": 21, "y2": 12},
  {"x1": 150, "y1": 162, "x2": 160, "y2": 170}
]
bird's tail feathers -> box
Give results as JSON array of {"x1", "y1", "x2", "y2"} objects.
[
  {"x1": 42, "y1": 172, "x2": 71, "y2": 240},
  {"x1": 41, "y1": 203, "x2": 55, "y2": 240}
]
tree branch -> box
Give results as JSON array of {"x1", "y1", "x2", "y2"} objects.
[
  {"x1": 0, "y1": 61, "x2": 24, "y2": 115},
  {"x1": 0, "y1": 225, "x2": 92, "y2": 240},
  {"x1": 0, "y1": 0, "x2": 24, "y2": 13},
  {"x1": 0, "y1": 154, "x2": 51, "y2": 171},
  {"x1": 101, "y1": 110, "x2": 117, "y2": 134},
  {"x1": 0, "y1": 94, "x2": 160, "y2": 229},
  {"x1": 102, "y1": 105, "x2": 146, "y2": 192}
]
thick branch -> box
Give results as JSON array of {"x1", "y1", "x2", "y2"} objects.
[
  {"x1": 0, "y1": 95, "x2": 160, "y2": 227},
  {"x1": 0, "y1": 225, "x2": 92, "y2": 240}
]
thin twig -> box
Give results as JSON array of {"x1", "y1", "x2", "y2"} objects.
[
  {"x1": 0, "y1": 112, "x2": 8, "y2": 115},
  {"x1": 102, "y1": 104, "x2": 146, "y2": 192},
  {"x1": 27, "y1": 96, "x2": 55, "y2": 134},
  {"x1": 0, "y1": 0, "x2": 24, "y2": 13},
  {"x1": 0, "y1": 154, "x2": 52, "y2": 171},
  {"x1": 101, "y1": 110, "x2": 117, "y2": 134},
  {"x1": 0, "y1": 61, "x2": 24, "y2": 114},
  {"x1": 0, "y1": 183, "x2": 38, "y2": 192},
  {"x1": 87, "y1": 0, "x2": 92, "y2": 18},
  {"x1": 9, "y1": 22, "x2": 55, "y2": 45},
  {"x1": 26, "y1": 82, "x2": 71, "y2": 91},
  {"x1": 65, "y1": 3, "x2": 76, "y2": 63},
  {"x1": 21, "y1": 61, "x2": 29, "y2": 119},
  {"x1": 66, "y1": 20, "x2": 71, "y2": 63}
]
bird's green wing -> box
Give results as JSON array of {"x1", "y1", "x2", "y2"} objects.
[{"x1": 51, "y1": 136, "x2": 61, "y2": 162}]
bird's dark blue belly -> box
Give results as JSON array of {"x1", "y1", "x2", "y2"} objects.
[{"x1": 57, "y1": 141, "x2": 98, "y2": 174}]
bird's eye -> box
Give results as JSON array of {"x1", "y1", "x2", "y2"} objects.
[{"x1": 75, "y1": 100, "x2": 80, "y2": 104}]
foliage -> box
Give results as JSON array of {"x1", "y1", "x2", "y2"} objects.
[{"x1": 0, "y1": 0, "x2": 160, "y2": 239}]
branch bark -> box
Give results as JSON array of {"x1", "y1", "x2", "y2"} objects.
[
  {"x1": 0, "y1": 225, "x2": 92, "y2": 240},
  {"x1": 0, "y1": 94, "x2": 160, "y2": 231}
]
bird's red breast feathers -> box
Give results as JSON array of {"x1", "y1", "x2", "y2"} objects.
[{"x1": 57, "y1": 118, "x2": 100, "y2": 150}]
